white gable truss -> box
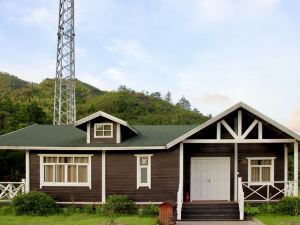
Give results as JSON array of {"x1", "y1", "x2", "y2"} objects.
[{"x1": 167, "y1": 102, "x2": 300, "y2": 148}]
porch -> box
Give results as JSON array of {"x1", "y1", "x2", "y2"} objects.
[{"x1": 176, "y1": 107, "x2": 299, "y2": 221}]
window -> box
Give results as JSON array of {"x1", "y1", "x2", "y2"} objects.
[
  {"x1": 39, "y1": 155, "x2": 92, "y2": 188},
  {"x1": 248, "y1": 157, "x2": 275, "y2": 184},
  {"x1": 94, "y1": 123, "x2": 113, "y2": 138},
  {"x1": 135, "y1": 154, "x2": 152, "y2": 189}
]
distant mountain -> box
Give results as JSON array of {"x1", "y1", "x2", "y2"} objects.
[{"x1": 0, "y1": 71, "x2": 210, "y2": 134}]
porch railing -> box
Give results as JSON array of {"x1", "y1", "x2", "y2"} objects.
[
  {"x1": 176, "y1": 184, "x2": 183, "y2": 220},
  {"x1": 0, "y1": 179, "x2": 26, "y2": 201},
  {"x1": 242, "y1": 181, "x2": 295, "y2": 202},
  {"x1": 237, "y1": 177, "x2": 244, "y2": 220}
]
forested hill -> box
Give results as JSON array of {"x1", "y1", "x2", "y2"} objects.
[{"x1": 0, "y1": 71, "x2": 210, "y2": 135}]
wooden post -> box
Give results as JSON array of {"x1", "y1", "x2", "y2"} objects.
[
  {"x1": 294, "y1": 142, "x2": 298, "y2": 196},
  {"x1": 87, "y1": 122, "x2": 91, "y2": 143},
  {"x1": 177, "y1": 142, "x2": 184, "y2": 220},
  {"x1": 102, "y1": 150, "x2": 106, "y2": 203},
  {"x1": 234, "y1": 143, "x2": 238, "y2": 201},
  {"x1": 25, "y1": 150, "x2": 30, "y2": 193},
  {"x1": 238, "y1": 110, "x2": 242, "y2": 137},
  {"x1": 284, "y1": 144, "x2": 288, "y2": 195}
]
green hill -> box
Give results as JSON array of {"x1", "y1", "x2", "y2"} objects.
[
  {"x1": 0, "y1": 71, "x2": 210, "y2": 135},
  {"x1": 0, "y1": 71, "x2": 210, "y2": 181}
]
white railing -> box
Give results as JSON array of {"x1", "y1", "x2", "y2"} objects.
[
  {"x1": 242, "y1": 181, "x2": 295, "y2": 202},
  {"x1": 176, "y1": 184, "x2": 183, "y2": 220},
  {"x1": 0, "y1": 179, "x2": 26, "y2": 201},
  {"x1": 237, "y1": 177, "x2": 244, "y2": 220}
]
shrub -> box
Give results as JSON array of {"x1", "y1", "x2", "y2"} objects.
[
  {"x1": 63, "y1": 205, "x2": 82, "y2": 215},
  {"x1": 82, "y1": 204, "x2": 94, "y2": 214},
  {"x1": 244, "y1": 205, "x2": 260, "y2": 216},
  {"x1": 12, "y1": 191, "x2": 58, "y2": 216},
  {"x1": 142, "y1": 204, "x2": 159, "y2": 217},
  {"x1": 104, "y1": 195, "x2": 137, "y2": 215},
  {"x1": 0, "y1": 206, "x2": 14, "y2": 215},
  {"x1": 258, "y1": 203, "x2": 276, "y2": 213},
  {"x1": 95, "y1": 205, "x2": 105, "y2": 215},
  {"x1": 277, "y1": 196, "x2": 300, "y2": 216}
]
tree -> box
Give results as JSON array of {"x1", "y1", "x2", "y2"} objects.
[
  {"x1": 150, "y1": 92, "x2": 162, "y2": 99},
  {"x1": 164, "y1": 91, "x2": 172, "y2": 103},
  {"x1": 176, "y1": 96, "x2": 191, "y2": 110},
  {"x1": 193, "y1": 107, "x2": 200, "y2": 114}
]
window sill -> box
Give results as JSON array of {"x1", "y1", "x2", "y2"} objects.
[
  {"x1": 41, "y1": 183, "x2": 91, "y2": 189},
  {"x1": 137, "y1": 185, "x2": 151, "y2": 189}
]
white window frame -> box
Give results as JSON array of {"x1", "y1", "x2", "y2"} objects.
[
  {"x1": 94, "y1": 123, "x2": 113, "y2": 138},
  {"x1": 247, "y1": 157, "x2": 276, "y2": 185},
  {"x1": 135, "y1": 154, "x2": 153, "y2": 189},
  {"x1": 39, "y1": 154, "x2": 93, "y2": 189}
]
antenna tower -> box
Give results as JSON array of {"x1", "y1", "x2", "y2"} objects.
[{"x1": 53, "y1": 0, "x2": 76, "y2": 125}]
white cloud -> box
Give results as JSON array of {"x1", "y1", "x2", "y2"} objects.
[
  {"x1": 103, "y1": 67, "x2": 129, "y2": 85},
  {"x1": 164, "y1": 0, "x2": 282, "y2": 25},
  {"x1": 0, "y1": 57, "x2": 56, "y2": 83},
  {"x1": 20, "y1": 7, "x2": 56, "y2": 26},
  {"x1": 107, "y1": 39, "x2": 151, "y2": 65},
  {"x1": 80, "y1": 72, "x2": 113, "y2": 91}
]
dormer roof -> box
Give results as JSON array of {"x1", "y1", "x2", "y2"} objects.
[{"x1": 74, "y1": 111, "x2": 139, "y2": 134}]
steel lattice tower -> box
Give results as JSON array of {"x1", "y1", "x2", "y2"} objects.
[{"x1": 53, "y1": 0, "x2": 76, "y2": 125}]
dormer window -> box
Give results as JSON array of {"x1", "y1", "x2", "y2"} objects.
[{"x1": 94, "y1": 123, "x2": 113, "y2": 138}]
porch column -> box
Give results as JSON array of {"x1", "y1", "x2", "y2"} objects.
[
  {"x1": 25, "y1": 150, "x2": 30, "y2": 193},
  {"x1": 102, "y1": 150, "x2": 106, "y2": 203},
  {"x1": 284, "y1": 144, "x2": 288, "y2": 195},
  {"x1": 294, "y1": 142, "x2": 298, "y2": 196},
  {"x1": 179, "y1": 143, "x2": 183, "y2": 192},
  {"x1": 284, "y1": 144, "x2": 288, "y2": 177},
  {"x1": 177, "y1": 142, "x2": 184, "y2": 220},
  {"x1": 234, "y1": 144, "x2": 238, "y2": 201}
]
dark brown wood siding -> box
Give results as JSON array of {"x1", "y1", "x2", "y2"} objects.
[
  {"x1": 106, "y1": 146, "x2": 180, "y2": 202},
  {"x1": 29, "y1": 151, "x2": 102, "y2": 202}
]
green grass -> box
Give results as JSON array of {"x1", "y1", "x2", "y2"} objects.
[
  {"x1": 0, "y1": 214, "x2": 157, "y2": 225},
  {"x1": 256, "y1": 213, "x2": 300, "y2": 225}
]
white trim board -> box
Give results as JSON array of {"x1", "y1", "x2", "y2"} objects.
[
  {"x1": 57, "y1": 201, "x2": 163, "y2": 205},
  {"x1": 166, "y1": 102, "x2": 300, "y2": 149}
]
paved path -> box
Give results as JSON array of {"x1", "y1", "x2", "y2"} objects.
[{"x1": 176, "y1": 220, "x2": 263, "y2": 225}]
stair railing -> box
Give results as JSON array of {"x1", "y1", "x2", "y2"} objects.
[{"x1": 237, "y1": 177, "x2": 244, "y2": 220}]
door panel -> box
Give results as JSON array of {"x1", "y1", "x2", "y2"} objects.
[{"x1": 191, "y1": 158, "x2": 230, "y2": 201}]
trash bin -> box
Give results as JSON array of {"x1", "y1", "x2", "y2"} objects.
[{"x1": 159, "y1": 200, "x2": 177, "y2": 225}]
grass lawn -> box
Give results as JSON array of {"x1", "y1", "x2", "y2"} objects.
[
  {"x1": 0, "y1": 214, "x2": 157, "y2": 225},
  {"x1": 256, "y1": 213, "x2": 300, "y2": 225}
]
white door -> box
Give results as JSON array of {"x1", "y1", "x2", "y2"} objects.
[{"x1": 190, "y1": 157, "x2": 230, "y2": 201}]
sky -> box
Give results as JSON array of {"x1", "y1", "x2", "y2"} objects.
[{"x1": 0, "y1": 0, "x2": 300, "y2": 131}]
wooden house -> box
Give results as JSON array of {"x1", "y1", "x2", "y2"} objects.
[{"x1": 0, "y1": 102, "x2": 299, "y2": 220}]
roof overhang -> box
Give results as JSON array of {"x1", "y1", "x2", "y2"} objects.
[
  {"x1": 166, "y1": 102, "x2": 300, "y2": 149},
  {"x1": 0, "y1": 146, "x2": 166, "y2": 151},
  {"x1": 75, "y1": 111, "x2": 139, "y2": 134}
]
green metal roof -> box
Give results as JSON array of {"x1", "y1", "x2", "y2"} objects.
[{"x1": 0, "y1": 124, "x2": 197, "y2": 148}]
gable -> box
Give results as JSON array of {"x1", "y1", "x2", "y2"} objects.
[
  {"x1": 167, "y1": 102, "x2": 300, "y2": 148},
  {"x1": 75, "y1": 111, "x2": 139, "y2": 144}
]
